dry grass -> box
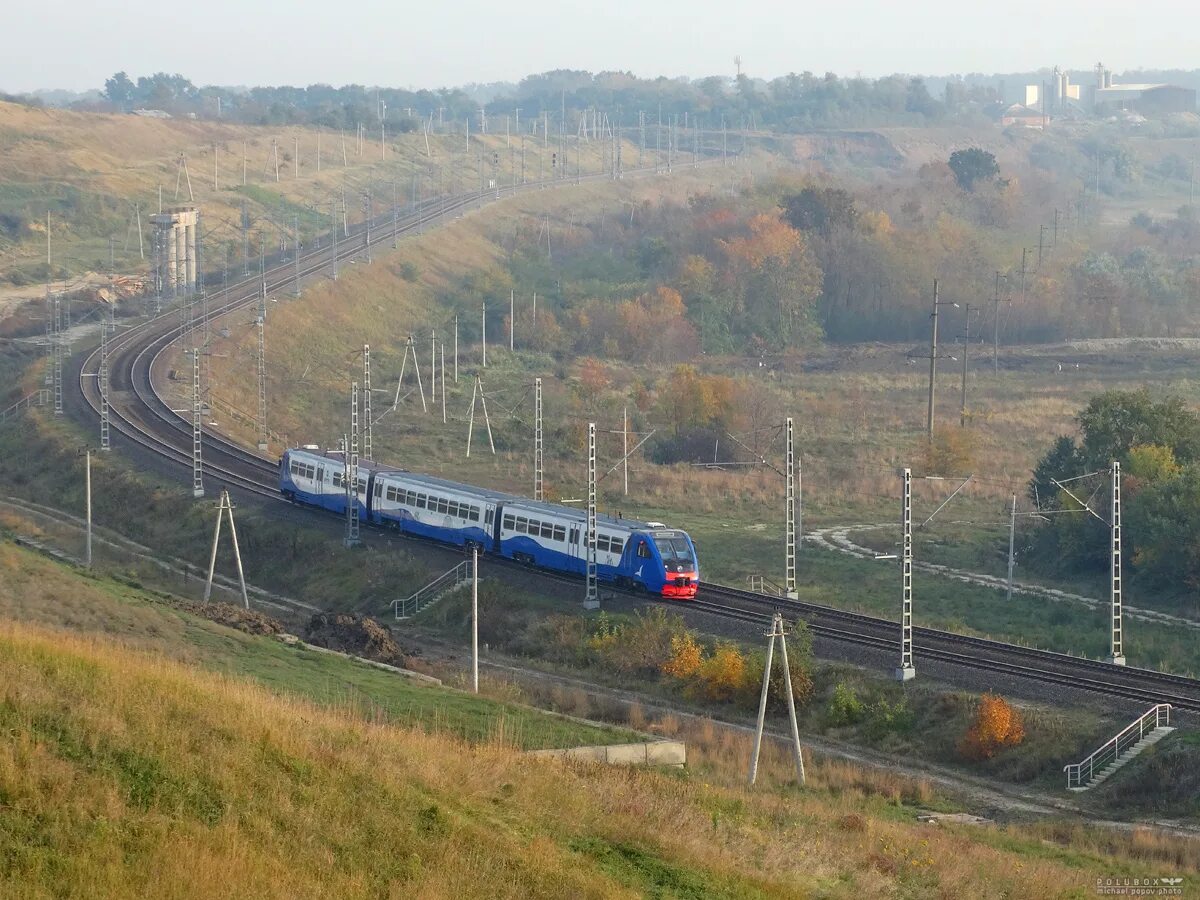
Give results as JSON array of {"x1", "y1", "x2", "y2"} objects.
[{"x1": 1, "y1": 619, "x2": 1194, "y2": 899}]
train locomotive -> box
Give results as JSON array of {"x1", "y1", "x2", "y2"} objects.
[{"x1": 279, "y1": 446, "x2": 699, "y2": 599}]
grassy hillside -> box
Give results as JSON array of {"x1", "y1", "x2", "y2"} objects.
[
  {"x1": 0, "y1": 98, "x2": 630, "y2": 292},
  {"x1": 0, "y1": 538, "x2": 632, "y2": 751},
  {"x1": 1, "y1": 588, "x2": 1196, "y2": 897}
]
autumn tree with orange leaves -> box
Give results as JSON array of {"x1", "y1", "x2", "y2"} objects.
[{"x1": 959, "y1": 693, "x2": 1025, "y2": 760}]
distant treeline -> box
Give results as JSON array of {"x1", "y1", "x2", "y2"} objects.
[{"x1": 85, "y1": 68, "x2": 996, "y2": 132}]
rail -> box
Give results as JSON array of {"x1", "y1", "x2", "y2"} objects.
[
  {"x1": 1063, "y1": 703, "x2": 1171, "y2": 789},
  {"x1": 0, "y1": 389, "x2": 49, "y2": 423},
  {"x1": 392, "y1": 559, "x2": 474, "y2": 620}
]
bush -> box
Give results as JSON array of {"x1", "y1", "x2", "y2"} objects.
[
  {"x1": 661, "y1": 633, "x2": 703, "y2": 680},
  {"x1": 826, "y1": 682, "x2": 866, "y2": 727},
  {"x1": 586, "y1": 608, "x2": 683, "y2": 675},
  {"x1": 740, "y1": 649, "x2": 814, "y2": 711},
  {"x1": 691, "y1": 643, "x2": 747, "y2": 703},
  {"x1": 864, "y1": 697, "x2": 915, "y2": 741},
  {"x1": 958, "y1": 693, "x2": 1025, "y2": 760}
]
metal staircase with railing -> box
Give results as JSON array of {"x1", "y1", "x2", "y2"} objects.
[
  {"x1": 392, "y1": 559, "x2": 474, "y2": 620},
  {"x1": 1063, "y1": 704, "x2": 1173, "y2": 791},
  {"x1": 747, "y1": 574, "x2": 787, "y2": 597},
  {"x1": 0, "y1": 389, "x2": 49, "y2": 424}
]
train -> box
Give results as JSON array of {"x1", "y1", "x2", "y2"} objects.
[{"x1": 278, "y1": 446, "x2": 699, "y2": 599}]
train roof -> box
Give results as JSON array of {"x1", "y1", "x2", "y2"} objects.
[
  {"x1": 286, "y1": 447, "x2": 688, "y2": 535},
  {"x1": 501, "y1": 497, "x2": 674, "y2": 533},
  {"x1": 375, "y1": 469, "x2": 519, "y2": 502},
  {"x1": 285, "y1": 446, "x2": 397, "y2": 475}
]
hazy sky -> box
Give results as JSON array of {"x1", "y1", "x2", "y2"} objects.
[{"x1": 3, "y1": 0, "x2": 1194, "y2": 93}]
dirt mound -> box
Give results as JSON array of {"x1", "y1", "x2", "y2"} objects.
[
  {"x1": 180, "y1": 601, "x2": 284, "y2": 636},
  {"x1": 304, "y1": 613, "x2": 412, "y2": 667}
]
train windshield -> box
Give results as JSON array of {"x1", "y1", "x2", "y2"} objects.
[{"x1": 653, "y1": 535, "x2": 695, "y2": 572}]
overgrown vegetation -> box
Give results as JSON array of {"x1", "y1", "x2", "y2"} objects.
[{"x1": 1028, "y1": 388, "x2": 1200, "y2": 606}]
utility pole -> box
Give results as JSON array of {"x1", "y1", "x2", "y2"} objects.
[
  {"x1": 1108, "y1": 461, "x2": 1126, "y2": 665},
  {"x1": 330, "y1": 198, "x2": 339, "y2": 280},
  {"x1": 510, "y1": 290, "x2": 515, "y2": 351},
  {"x1": 363, "y1": 190, "x2": 372, "y2": 263},
  {"x1": 440, "y1": 344, "x2": 447, "y2": 425},
  {"x1": 51, "y1": 292, "x2": 63, "y2": 416},
  {"x1": 991, "y1": 271, "x2": 1009, "y2": 374},
  {"x1": 192, "y1": 348, "x2": 204, "y2": 497},
  {"x1": 896, "y1": 467, "x2": 916, "y2": 681},
  {"x1": 785, "y1": 416, "x2": 798, "y2": 599},
  {"x1": 471, "y1": 545, "x2": 480, "y2": 693},
  {"x1": 1037, "y1": 224, "x2": 1046, "y2": 270},
  {"x1": 465, "y1": 376, "x2": 495, "y2": 457},
  {"x1": 453, "y1": 314, "x2": 459, "y2": 383},
  {"x1": 481, "y1": 302, "x2": 487, "y2": 367},
  {"x1": 534, "y1": 378, "x2": 544, "y2": 501},
  {"x1": 362, "y1": 345, "x2": 373, "y2": 461},
  {"x1": 293, "y1": 216, "x2": 301, "y2": 297},
  {"x1": 344, "y1": 402, "x2": 360, "y2": 549},
  {"x1": 99, "y1": 316, "x2": 110, "y2": 451},
  {"x1": 748, "y1": 613, "x2": 806, "y2": 786},
  {"x1": 204, "y1": 489, "x2": 249, "y2": 609},
  {"x1": 927, "y1": 281, "x2": 938, "y2": 438},
  {"x1": 584, "y1": 422, "x2": 600, "y2": 610},
  {"x1": 959, "y1": 304, "x2": 973, "y2": 427},
  {"x1": 622, "y1": 406, "x2": 629, "y2": 496},
  {"x1": 1006, "y1": 493, "x2": 1017, "y2": 602},
  {"x1": 84, "y1": 449, "x2": 92, "y2": 569},
  {"x1": 430, "y1": 331, "x2": 437, "y2": 405},
  {"x1": 256, "y1": 307, "x2": 267, "y2": 452}
]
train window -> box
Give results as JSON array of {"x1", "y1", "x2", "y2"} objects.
[
  {"x1": 469, "y1": 507, "x2": 480, "y2": 522},
  {"x1": 375, "y1": 482, "x2": 383, "y2": 497},
  {"x1": 611, "y1": 539, "x2": 624, "y2": 555},
  {"x1": 539, "y1": 523, "x2": 552, "y2": 538},
  {"x1": 416, "y1": 494, "x2": 427, "y2": 509},
  {"x1": 553, "y1": 525, "x2": 565, "y2": 542},
  {"x1": 597, "y1": 536, "x2": 609, "y2": 553},
  {"x1": 446, "y1": 501, "x2": 457, "y2": 517},
  {"x1": 502, "y1": 514, "x2": 514, "y2": 530},
  {"x1": 317, "y1": 467, "x2": 324, "y2": 482},
  {"x1": 484, "y1": 509, "x2": 492, "y2": 525},
  {"x1": 436, "y1": 498, "x2": 448, "y2": 514},
  {"x1": 515, "y1": 517, "x2": 528, "y2": 533},
  {"x1": 637, "y1": 541, "x2": 652, "y2": 558},
  {"x1": 570, "y1": 528, "x2": 579, "y2": 544}
]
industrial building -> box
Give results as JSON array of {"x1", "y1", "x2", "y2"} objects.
[{"x1": 1021, "y1": 64, "x2": 1197, "y2": 119}]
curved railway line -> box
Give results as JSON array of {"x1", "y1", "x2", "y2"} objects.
[{"x1": 69, "y1": 169, "x2": 1200, "y2": 716}]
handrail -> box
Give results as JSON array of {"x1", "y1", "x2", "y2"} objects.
[
  {"x1": 0, "y1": 389, "x2": 49, "y2": 423},
  {"x1": 207, "y1": 394, "x2": 289, "y2": 447},
  {"x1": 392, "y1": 559, "x2": 473, "y2": 620},
  {"x1": 1064, "y1": 703, "x2": 1171, "y2": 789},
  {"x1": 747, "y1": 574, "x2": 785, "y2": 597}
]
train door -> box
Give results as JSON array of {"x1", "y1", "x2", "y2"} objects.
[{"x1": 568, "y1": 524, "x2": 583, "y2": 575}]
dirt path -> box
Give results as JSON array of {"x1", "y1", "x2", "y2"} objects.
[{"x1": 807, "y1": 523, "x2": 1200, "y2": 631}]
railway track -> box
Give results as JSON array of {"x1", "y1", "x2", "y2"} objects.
[{"x1": 68, "y1": 165, "x2": 1200, "y2": 715}]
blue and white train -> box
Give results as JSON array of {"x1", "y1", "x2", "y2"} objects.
[{"x1": 279, "y1": 446, "x2": 700, "y2": 598}]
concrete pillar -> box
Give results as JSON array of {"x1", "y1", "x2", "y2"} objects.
[
  {"x1": 166, "y1": 224, "x2": 179, "y2": 293},
  {"x1": 185, "y1": 220, "x2": 197, "y2": 291}
]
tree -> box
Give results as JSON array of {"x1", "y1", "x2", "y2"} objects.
[
  {"x1": 1075, "y1": 389, "x2": 1200, "y2": 468},
  {"x1": 781, "y1": 187, "x2": 858, "y2": 235},
  {"x1": 948, "y1": 148, "x2": 999, "y2": 192},
  {"x1": 104, "y1": 72, "x2": 135, "y2": 110},
  {"x1": 1029, "y1": 435, "x2": 1082, "y2": 506},
  {"x1": 959, "y1": 693, "x2": 1025, "y2": 760}
]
